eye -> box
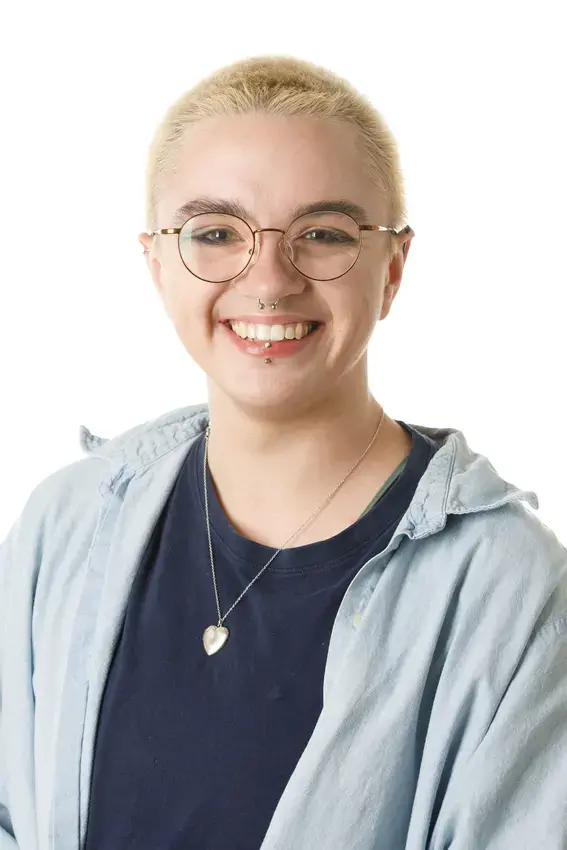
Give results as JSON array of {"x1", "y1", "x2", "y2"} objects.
[
  {"x1": 301, "y1": 228, "x2": 355, "y2": 244},
  {"x1": 188, "y1": 228, "x2": 243, "y2": 245}
]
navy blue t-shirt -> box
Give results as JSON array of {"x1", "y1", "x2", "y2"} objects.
[{"x1": 84, "y1": 421, "x2": 438, "y2": 849}]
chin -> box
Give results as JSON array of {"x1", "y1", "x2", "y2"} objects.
[{"x1": 212, "y1": 367, "x2": 326, "y2": 416}]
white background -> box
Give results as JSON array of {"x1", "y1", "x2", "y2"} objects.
[{"x1": 1, "y1": 1, "x2": 565, "y2": 542}]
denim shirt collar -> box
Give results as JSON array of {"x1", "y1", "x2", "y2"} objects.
[{"x1": 78, "y1": 402, "x2": 539, "y2": 542}]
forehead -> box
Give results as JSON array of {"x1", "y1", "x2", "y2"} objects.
[{"x1": 158, "y1": 114, "x2": 383, "y2": 224}]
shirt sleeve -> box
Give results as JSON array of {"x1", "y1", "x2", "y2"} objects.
[
  {"x1": 431, "y1": 612, "x2": 567, "y2": 849},
  {"x1": 0, "y1": 537, "x2": 20, "y2": 849}
]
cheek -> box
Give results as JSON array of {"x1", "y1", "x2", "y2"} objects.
[
  {"x1": 161, "y1": 270, "x2": 218, "y2": 321},
  {"x1": 332, "y1": 266, "x2": 384, "y2": 325},
  {"x1": 158, "y1": 279, "x2": 207, "y2": 339}
]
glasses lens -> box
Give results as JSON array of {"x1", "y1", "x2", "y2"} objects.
[
  {"x1": 179, "y1": 213, "x2": 253, "y2": 282},
  {"x1": 285, "y1": 212, "x2": 360, "y2": 280}
]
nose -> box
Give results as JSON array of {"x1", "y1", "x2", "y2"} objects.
[
  {"x1": 251, "y1": 228, "x2": 290, "y2": 266},
  {"x1": 232, "y1": 227, "x2": 306, "y2": 303}
]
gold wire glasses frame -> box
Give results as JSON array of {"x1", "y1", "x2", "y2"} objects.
[{"x1": 148, "y1": 211, "x2": 415, "y2": 283}]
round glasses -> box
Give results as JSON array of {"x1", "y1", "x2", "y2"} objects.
[{"x1": 151, "y1": 211, "x2": 404, "y2": 283}]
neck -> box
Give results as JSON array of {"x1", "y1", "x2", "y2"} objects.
[{"x1": 203, "y1": 374, "x2": 410, "y2": 546}]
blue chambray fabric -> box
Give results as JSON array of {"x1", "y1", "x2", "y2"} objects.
[{"x1": 1, "y1": 401, "x2": 566, "y2": 850}]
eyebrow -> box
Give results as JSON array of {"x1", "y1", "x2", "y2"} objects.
[{"x1": 170, "y1": 197, "x2": 372, "y2": 227}]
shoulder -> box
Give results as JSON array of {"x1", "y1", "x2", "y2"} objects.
[
  {"x1": 442, "y1": 500, "x2": 567, "y2": 644},
  {"x1": 2, "y1": 402, "x2": 209, "y2": 579}
]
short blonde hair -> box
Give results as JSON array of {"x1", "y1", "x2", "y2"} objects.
[{"x1": 145, "y1": 55, "x2": 407, "y2": 258}]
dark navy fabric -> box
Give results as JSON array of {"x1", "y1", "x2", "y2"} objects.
[{"x1": 84, "y1": 421, "x2": 438, "y2": 850}]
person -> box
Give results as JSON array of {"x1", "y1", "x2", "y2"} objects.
[{"x1": 1, "y1": 54, "x2": 566, "y2": 850}]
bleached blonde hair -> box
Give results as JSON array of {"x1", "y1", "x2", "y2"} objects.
[{"x1": 145, "y1": 55, "x2": 407, "y2": 258}]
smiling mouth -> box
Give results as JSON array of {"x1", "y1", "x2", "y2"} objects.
[{"x1": 223, "y1": 320, "x2": 320, "y2": 342}]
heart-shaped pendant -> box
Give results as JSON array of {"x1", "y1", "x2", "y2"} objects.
[{"x1": 203, "y1": 624, "x2": 229, "y2": 656}]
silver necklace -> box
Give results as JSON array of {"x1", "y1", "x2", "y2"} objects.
[{"x1": 202, "y1": 408, "x2": 386, "y2": 655}]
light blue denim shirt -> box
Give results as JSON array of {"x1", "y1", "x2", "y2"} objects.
[{"x1": 1, "y1": 402, "x2": 567, "y2": 850}]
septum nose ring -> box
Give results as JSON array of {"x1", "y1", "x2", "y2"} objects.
[
  {"x1": 258, "y1": 298, "x2": 278, "y2": 363},
  {"x1": 257, "y1": 298, "x2": 278, "y2": 311}
]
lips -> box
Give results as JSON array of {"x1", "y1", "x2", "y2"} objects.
[{"x1": 219, "y1": 318, "x2": 324, "y2": 357}]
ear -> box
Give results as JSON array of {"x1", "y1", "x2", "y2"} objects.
[
  {"x1": 399, "y1": 225, "x2": 414, "y2": 261},
  {"x1": 138, "y1": 232, "x2": 164, "y2": 294},
  {"x1": 138, "y1": 231, "x2": 173, "y2": 325},
  {"x1": 379, "y1": 228, "x2": 414, "y2": 321},
  {"x1": 138, "y1": 231, "x2": 153, "y2": 263}
]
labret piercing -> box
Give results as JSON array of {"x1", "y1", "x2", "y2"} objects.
[{"x1": 257, "y1": 297, "x2": 278, "y2": 363}]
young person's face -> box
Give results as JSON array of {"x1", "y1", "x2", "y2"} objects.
[{"x1": 139, "y1": 113, "x2": 412, "y2": 413}]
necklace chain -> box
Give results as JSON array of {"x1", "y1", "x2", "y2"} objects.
[{"x1": 203, "y1": 408, "x2": 386, "y2": 627}]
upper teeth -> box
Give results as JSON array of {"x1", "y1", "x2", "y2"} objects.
[{"x1": 228, "y1": 321, "x2": 315, "y2": 341}]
